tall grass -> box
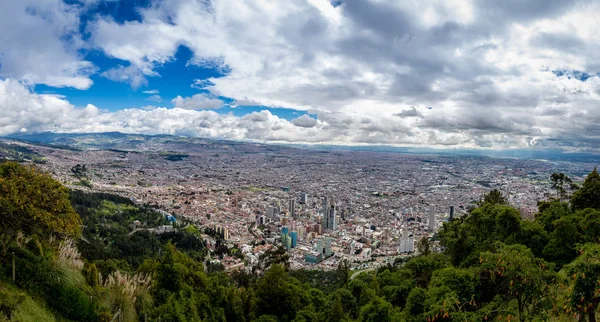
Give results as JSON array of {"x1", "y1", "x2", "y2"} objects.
[{"x1": 57, "y1": 239, "x2": 84, "y2": 270}]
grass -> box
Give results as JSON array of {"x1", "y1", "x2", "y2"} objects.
[
  {"x1": 11, "y1": 296, "x2": 56, "y2": 322},
  {"x1": 183, "y1": 225, "x2": 199, "y2": 235},
  {"x1": 0, "y1": 283, "x2": 57, "y2": 322}
]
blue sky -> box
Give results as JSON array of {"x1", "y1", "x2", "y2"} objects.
[
  {"x1": 1, "y1": 0, "x2": 600, "y2": 151},
  {"x1": 35, "y1": 0, "x2": 314, "y2": 120}
]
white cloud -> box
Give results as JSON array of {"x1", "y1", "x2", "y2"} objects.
[
  {"x1": 171, "y1": 93, "x2": 224, "y2": 110},
  {"x1": 146, "y1": 95, "x2": 162, "y2": 103},
  {"x1": 143, "y1": 89, "x2": 160, "y2": 94},
  {"x1": 3, "y1": 78, "x2": 600, "y2": 150},
  {"x1": 101, "y1": 65, "x2": 157, "y2": 89},
  {"x1": 4, "y1": 0, "x2": 600, "y2": 149},
  {"x1": 0, "y1": 0, "x2": 95, "y2": 89}
]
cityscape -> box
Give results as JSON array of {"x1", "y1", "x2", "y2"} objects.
[{"x1": 3, "y1": 133, "x2": 595, "y2": 273}]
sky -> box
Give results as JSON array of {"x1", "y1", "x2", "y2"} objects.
[{"x1": 1, "y1": 0, "x2": 600, "y2": 151}]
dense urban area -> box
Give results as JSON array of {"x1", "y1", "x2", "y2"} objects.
[
  {"x1": 1, "y1": 133, "x2": 595, "y2": 273},
  {"x1": 2, "y1": 133, "x2": 600, "y2": 321}
]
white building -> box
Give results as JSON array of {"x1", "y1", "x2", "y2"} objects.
[{"x1": 399, "y1": 236, "x2": 414, "y2": 253}]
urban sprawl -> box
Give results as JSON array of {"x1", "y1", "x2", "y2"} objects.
[{"x1": 5, "y1": 136, "x2": 595, "y2": 274}]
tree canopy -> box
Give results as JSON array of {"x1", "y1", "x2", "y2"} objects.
[{"x1": 0, "y1": 162, "x2": 81, "y2": 240}]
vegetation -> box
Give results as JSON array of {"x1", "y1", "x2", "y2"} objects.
[{"x1": 2, "y1": 162, "x2": 600, "y2": 321}]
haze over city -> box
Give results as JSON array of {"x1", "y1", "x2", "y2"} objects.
[{"x1": 2, "y1": 0, "x2": 600, "y2": 152}]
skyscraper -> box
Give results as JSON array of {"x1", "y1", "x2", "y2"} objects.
[
  {"x1": 267, "y1": 206, "x2": 274, "y2": 220},
  {"x1": 322, "y1": 196, "x2": 329, "y2": 228},
  {"x1": 289, "y1": 199, "x2": 296, "y2": 219},
  {"x1": 316, "y1": 239, "x2": 324, "y2": 255},
  {"x1": 449, "y1": 205, "x2": 454, "y2": 221},
  {"x1": 290, "y1": 231, "x2": 298, "y2": 248},
  {"x1": 325, "y1": 237, "x2": 332, "y2": 257},
  {"x1": 429, "y1": 205, "x2": 435, "y2": 231},
  {"x1": 300, "y1": 192, "x2": 308, "y2": 204},
  {"x1": 281, "y1": 226, "x2": 289, "y2": 244},
  {"x1": 329, "y1": 204, "x2": 337, "y2": 231}
]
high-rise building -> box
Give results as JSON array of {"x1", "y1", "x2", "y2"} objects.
[
  {"x1": 289, "y1": 199, "x2": 296, "y2": 219},
  {"x1": 300, "y1": 192, "x2": 308, "y2": 204},
  {"x1": 281, "y1": 226, "x2": 289, "y2": 244},
  {"x1": 429, "y1": 205, "x2": 436, "y2": 231},
  {"x1": 322, "y1": 196, "x2": 329, "y2": 228},
  {"x1": 329, "y1": 204, "x2": 337, "y2": 231},
  {"x1": 267, "y1": 206, "x2": 275, "y2": 220},
  {"x1": 316, "y1": 223, "x2": 323, "y2": 235},
  {"x1": 325, "y1": 237, "x2": 332, "y2": 257},
  {"x1": 290, "y1": 231, "x2": 298, "y2": 248},
  {"x1": 449, "y1": 206, "x2": 454, "y2": 221},
  {"x1": 399, "y1": 236, "x2": 414, "y2": 253},
  {"x1": 316, "y1": 239, "x2": 324, "y2": 255}
]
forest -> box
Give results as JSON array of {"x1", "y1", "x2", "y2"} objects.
[{"x1": 1, "y1": 160, "x2": 600, "y2": 321}]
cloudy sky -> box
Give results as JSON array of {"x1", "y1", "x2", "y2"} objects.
[{"x1": 1, "y1": 0, "x2": 600, "y2": 151}]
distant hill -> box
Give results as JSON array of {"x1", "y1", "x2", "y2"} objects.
[
  {"x1": 5, "y1": 132, "x2": 301, "y2": 155},
  {"x1": 6, "y1": 131, "x2": 600, "y2": 162},
  {"x1": 0, "y1": 141, "x2": 45, "y2": 163}
]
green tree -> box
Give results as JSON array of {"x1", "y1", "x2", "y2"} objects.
[
  {"x1": 417, "y1": 237, "x2": 431, "y2": 256},
  {"x1": 328, "y1": 294, "x2": 345, "y2": 322},
  {"x1": 480, "y1": 244, "x2": 554, "y2": 321},
  {"x1": 255, "y1": 264, "x2": 308, "y2": 321},
  {"x1": 572, "y1": 168, "x2": 600, "y2": 211},
  {"x1": 404, "y1": 287, "x2": 428, "y2": 317},
  {"x1": 542, "y1": 215, "x2": 582, "y2": 268},
  {"x1": 481, "y1": 189, "x2": 508, "y2": 206},
  {"x1": 404, "y1": 254, "x2": 448, "y2": 288},
  {"x1": 84, "y1": 262, "x2": 100, "y2": 288},
  {"x1": 359, "y1": 297, "x2": 398, "y2": 322},
  {"x1": 551, "y1": 172, "x2": 575, "y2": 200},
  {"x1": 0, "y1": 162, "x2": 82, "y2": 243},
  {"x1": 563, "y1": 243, "x2": 600, "y2": 322},
  {"x1": 337, "y1": 258, "x2": 350, "y2": 289}
]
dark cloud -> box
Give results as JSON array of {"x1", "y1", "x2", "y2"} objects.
[
  {"x1": 393, "y1": 106, "x2": 422, "y2": 118},
  {"x1": 476, "y1": 0, "x2": 577, "y2": 22},
  {"x1": 292, "y1": 114, "x2": 318, "y2": 128},
  {"x1": 529, "y1": 32, "x2": 586, "y2": 52},
  {"x1": 341, "y1": 0, "x2": 412, "y2": 39}
]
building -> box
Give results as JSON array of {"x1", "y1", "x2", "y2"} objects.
[
  {"x1": 305, "y1": 251, "x2": 322, "y2": 264},
  {"x1": 322, "y1": 196, "x2": 329, "y2": 228},
  {"x1": 284, "y1": 234, "x2": 292, "y2": 250},
  {"x1": 449, "y1": 205, "x2": 455, "y2": 221},
  {"x1": 399, "y1": 236, "x2": 414, "y2": 253},
  {"x1": 316, "y1": 239, "x2": 324, "y2": 256},
  {"x1": 214, "y1": 225, "x2": 230, "y2": 240},
  {"x1": 281, "y1": 226, "x2": 289, "y2": 244},
  {"x1": 267, "y1": 206, "x2": 275, "y2": 220},
  {"x1": 290, "y1": 231, "x2": 298, "y2": 248},
  {"x1": 300, "y1": 192, "x2": 308, "y2": 204},
  {"x1": 288, "y1": 199, "x2": 296, "y2": 219},
  {"x1": 328, "y1": 204, "x2": 337, "y2": 231},
  {"x1": 321, "y1": 196, "x2": 337, "y2": 231},
  {"x1": 325, "y1": 237, "x2": 333, "y2": 257}
]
